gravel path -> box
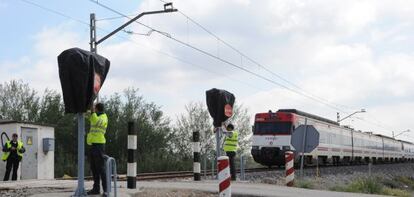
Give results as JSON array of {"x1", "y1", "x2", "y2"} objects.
[{"x1": 0, "y1": 187, "x2": 73, "y2": 197}]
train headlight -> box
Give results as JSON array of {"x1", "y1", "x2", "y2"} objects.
[{"x1": 282, "y1": 146, "x2": 291, "y2": 150}]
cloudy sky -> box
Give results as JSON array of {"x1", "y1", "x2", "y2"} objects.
[{"x1": 1, "y1": 0, "x2": 413, "y2": 140}]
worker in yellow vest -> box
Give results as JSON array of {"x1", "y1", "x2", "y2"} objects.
[
  {"x1": 2, "y1": 133, "x2": 25, "y2": 181},
  {"x1": 87, "y1": 103, "x2": 108, "y2": 196},
  {"x1": 224, "y1": 123, "x2": 238, "y2": 181}
]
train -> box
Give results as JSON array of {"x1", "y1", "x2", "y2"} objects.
[{"x1": 251, "y1": 109, "x2": 414, "y2": 167}]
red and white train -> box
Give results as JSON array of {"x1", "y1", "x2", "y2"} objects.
[{"x1": 251, "y1": 109, "x2": 414, "y2": 167}]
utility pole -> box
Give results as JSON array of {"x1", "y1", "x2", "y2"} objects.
[
  {"x1": 73, "y1": 4, "x2": 177, "y2": 197},
  {"x1": 337, "y1": 112, "x2": 340, "y2": 124},
  {"x1": 90, "y1": 13, "x2": 97, "y2": 54},
  {"x1": 90, "y1": 13, "x2": 98, "y2": 102}
]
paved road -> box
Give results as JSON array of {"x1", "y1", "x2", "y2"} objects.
[{"x1": 0, "y1": 179, "x2": 387, "y2": 197}]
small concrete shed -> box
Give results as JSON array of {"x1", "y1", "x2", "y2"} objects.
[{"x1": 0, "y1": 120, "x2": 55, "y2": 180}]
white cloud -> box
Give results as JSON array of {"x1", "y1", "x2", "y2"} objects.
[{"x1": 1, "y1": 0, "x2": 414, "y2": 138}]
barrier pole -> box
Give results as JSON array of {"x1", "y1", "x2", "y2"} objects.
[
  {"x1": 285, "y1": 151, "x2": 295, "y2": 187},
  {"x1": 127, "y1": 121, "x2": 137, "y2": 189},
  {"x1": 193, "y1": 131, "x2": 201, "y2": 181},
  {"x1": 218, "y1": 156, "x2": 231, "y2": 197}
]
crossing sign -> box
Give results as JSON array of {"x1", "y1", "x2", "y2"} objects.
[{"x1": 291, "y1": 125, "x2": 319, "y2": 153}]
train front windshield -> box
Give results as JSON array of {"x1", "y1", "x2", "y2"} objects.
[{"x1": 254, "y1": 122, "x2": 293, "y2": 134}]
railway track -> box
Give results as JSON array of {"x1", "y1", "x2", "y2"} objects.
[
  {"x1": 58, "y1": 161, "x2": 412, "y2": 181},
  {"x1": 57, "y1": 167, "x2": 272, "y2": 181}
]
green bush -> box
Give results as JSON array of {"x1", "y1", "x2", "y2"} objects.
[
  {"x1": 330, "y1": 177, "x2": 411, "y2": 197},
  {"x1": 345, "y1": 177, "x2": 383, "y2": 194}
]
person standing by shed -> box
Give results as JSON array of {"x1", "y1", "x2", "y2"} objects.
[{"x1": 2, "y1": 133, "x2": 25, "y2": 181}]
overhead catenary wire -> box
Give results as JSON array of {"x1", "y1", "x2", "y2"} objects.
[
  {"x1": 90, "y1": 0, "x2": 400, "y2": 134},
  {"x1": 17, "y1": 0, "x2": 268, "y2": 96},
  {"x1": 159, "y1": 0, "x2": 356, "y2": 112},
  {"x1": 87, "y1": 0, "x2": 352, "y2": 115},
  {"x1": 19, "y1": 0, "x2": 89, "y2": 26},
  {"x1": 155, "y1": 0, "x2": 400, "y2": 134},
  {"x1": 19, "y1": 0, "x2": 404, "y2": 135},
  {"x1": 110, "y1": 0, "x2": 395, "y2": 133}
]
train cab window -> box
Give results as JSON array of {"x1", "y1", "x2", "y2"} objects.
[{"x1": 254, "y1": 122, "x2": 293, "y2": 134}]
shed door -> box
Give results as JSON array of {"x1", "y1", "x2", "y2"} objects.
[{"x1": 21, "y1": 127, "x2": 38, "y2": 179}]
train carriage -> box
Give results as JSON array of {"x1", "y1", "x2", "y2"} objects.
[{"x1": 251, "y1": 109, "x2": 410, "y2": 167}]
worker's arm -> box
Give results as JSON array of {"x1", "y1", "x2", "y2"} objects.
[
  {"x1": 2, "y1": 142, "x2": 10, "y2": 152},
  {"x1": 18, "y1": 145, "x2": 25, "y2": 154}
]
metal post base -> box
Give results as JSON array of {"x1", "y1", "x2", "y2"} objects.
[
  {"x1": 73, "y1": 113, "x2": 86, "y2": 197},
  {"x1": 73, "y1": 188, "x2": 87, "y2": 197}
]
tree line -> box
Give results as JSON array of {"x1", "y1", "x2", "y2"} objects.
[{"x1": 0, "y1": 80, "x2": 252, "y2": 177}]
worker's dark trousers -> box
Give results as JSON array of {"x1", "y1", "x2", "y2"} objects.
[
  {"x1": 3, "y1": 157, "x2": 20, "y2": 181},
  {"x1": 226, "y1": 151, "x2": 236, "y2": 180},
  {"x1": 89, "y1": 144, "x2": 107, "y2": 192}
]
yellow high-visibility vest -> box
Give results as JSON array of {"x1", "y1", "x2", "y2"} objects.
[
  {"x1": 224, "y1": 131, "x2": 238, "y2": 152},
  {"x1": 1, "y1": 140, "x2": 24, "y2": 161},
  {"x1": 87, "y1": 113, "x2": 108, "y2": 145}
]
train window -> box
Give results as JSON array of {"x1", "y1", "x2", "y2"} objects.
[{"x1": 253, "y1": 122, "x2": 293, "y2": 134}]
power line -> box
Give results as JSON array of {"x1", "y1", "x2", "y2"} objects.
[
  {"x1": 17, "y1": 0, "x2": 266, "y2": 97},
  {"x1": 89, "y1": 0, "x2": 401, "y2": 134},
  {"x1": 159, "y1": 0, "x2": 357, "y2": 112},
  {"x1": 155, "y1": 0, "x2": 400, "y2": 135},
  {"x1": 88, "y1": 0, "x2": 352, "y2": 114},
  {"x1": 21, "y1": 0, "x2": 402, "y2": 135},
  {"x1": 18, "y1": 0, "x2": 89, "y2": 26}
]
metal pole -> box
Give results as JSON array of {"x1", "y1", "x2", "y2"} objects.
[
  {"x1": 203, "y1": 153, "x2": 207, "y2": 178},
  {"x1": 368, "y1": 162, "x2": 372, "y2": 177},
  {"x1": 74, "y1": 113, "x2": 86, "y2": 196},
  {"x1": 316, "y1": 155, "x2": 320, "y2": 177},
  {"x1": 105, "y1": 156, "x2": 111, "y2": 195},
  {"x1": 243, "y1": 155, "x2": 246, "y2": 180},
  {"x1": 96, "y1": 10, "x2": 176, "y2": 45},
  {"x1": 90, "y1": 13, "x2": 97, "y2": 53},
  {"x1": 240, "y1": 154, "x2": 245, "y2": 181},
  {"x1": 127, "y1": 121, "x2": 137, "y2": 189},
  {"x1": 337, "y1": 112, "x2": 340, "y2": 123},
  {"x1": 300, "y1": 118, "x2": 308, "y2": 178},
  {"x1": 211, "y1": 156, "x2": 215, "y2": 179},
  {"x1": 105, "y1": 156, "x2": 117, "y2": 197},
  {"x1": 90, "y1": 13, "x2": 99, "y2": 102},
  {"x1": 215, "y1": 127, "x2": 221, "y2": 179}
]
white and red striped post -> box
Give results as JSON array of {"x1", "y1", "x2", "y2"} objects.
[
  {"x1": 218, "y1": 156, "x2": 231, "y2": 197},
  {"x1": 285, "y1": 151, "x2": 294, "y2": 187}
]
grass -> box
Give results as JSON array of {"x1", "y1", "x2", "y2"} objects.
[
  {"x1": 330, "y1": 177, "x2": 410, "y2": 197},
  {"x1": 382, "y1": 188, "x2": 410, "y2": 197},
  {"x1": 395, "y1": 176, "x2": 414, "y2": 189},
  {"x1": 294, "y1": 179, "x2": 314, "y2": 189}
]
